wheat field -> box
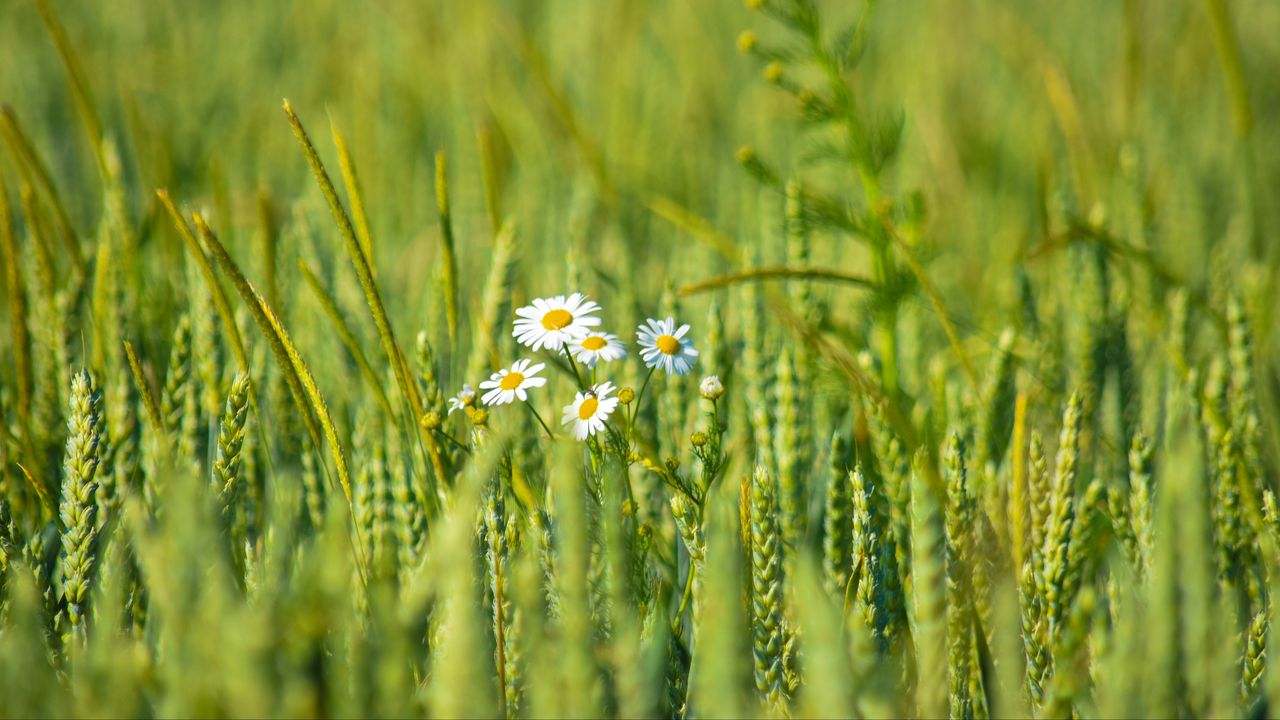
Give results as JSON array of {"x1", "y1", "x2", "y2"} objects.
[{"x1": 1, "y1": 0, "x2": 1279, "y2": 717}]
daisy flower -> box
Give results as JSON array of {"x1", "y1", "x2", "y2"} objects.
[
  {"x1": 513, "y1": 293, "x2": 602, "y2": 352},
  {"x1": 637, "y1": 317, "x2": 699, "y2": 376},
  {"x1": 479, "y1": 359, "x2": 547, "y2": 406},
  {"x1": 447, "y1": 384, "x2": 476, "y2": 415},
  {"x1": 569, "y1": 331, "x2": 627, "y2": 367},
  {"x1": 562, "y1": 381, "x2": 621, "y2": 440}
]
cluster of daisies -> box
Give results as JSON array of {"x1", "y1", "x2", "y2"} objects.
[{"x1": 446, "y1": 293, "x2": 709, "y2": 441}]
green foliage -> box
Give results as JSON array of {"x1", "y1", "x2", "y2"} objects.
[{"x1": 1, "y1": 0, "x2": 1278, "y2": 716}]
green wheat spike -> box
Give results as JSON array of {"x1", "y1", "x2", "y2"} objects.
[
  {"x1": 388, "y1": 424, "x2": 421, "y2": 576},
  {"x1": 300, "y1": 450, "x2": 325, "y2": 533},
  {"x1": 1024, "y1": 430, "x2": 1054, "y2": 571},
  {"x1": 749, "y1": 465, "x2": 788, "y2": 710},
  {"x1": 160, "y1": 314, "x2": 198, "y2": 466},
  {"x1": 415, "y1": 331, "x2": 445, "y2": 417},
  {"x1": 977, "y1": 327, "x2": 1018, "y2": 470},
  {"x1": 1042, "y1": 391, "x2": 1081, "y2": 643},
  {"x1": 213, "y1": 373, "x2": 251, "y2": 517},
  {"x1": 1126, "y1": 431, "x2": 1155, "y2": 580},
  {"x1": 1019, "y1": 560, "x2": 1050, "y2": 710},
  {"x1": 774, "y1": 347, "x2": 804, "y2": 547},
  {"x1": 1226, "y1": 297, "x2": 1262, "y2": 480},
  {"x1": 821, "y1": 433, "x2": 851, "y2": 596},
  {"x1": 188, "y1": 262, "x2": 223, "y2": 424},
  {"x1": 484, "y1": 488, "x2": 518, "y2": 716},
  {"x1": 910, "y1": 451, "x2": 947, "y2": 720},
  {"x1": 58, "y1": 369, "x2": 104, "y2": 646},
  {"x1": 1213, "y1": 430, "x2": 1245, "y2": 584},
  {"x1": 0, "y1": 494, "x2": 19, "y2": 588},
  {"x1": 944, "y1": 433, "x2": 975, "y2": 720},
  {"x1": 1240, "y1": 607, "x2": 1266, "y2": 710},
  {"x1": 851, "y1": 463, "x2": 898, "y2": 649},
  {"x1": 108, "y1": 365, "x2": 141, "y2": 505},
  {"x1": 1042, "y1": 586, "x2": 1095, "y2": 718},
  {"x1": 868, "y1": 401, "x2": 910, "y2": 579}
]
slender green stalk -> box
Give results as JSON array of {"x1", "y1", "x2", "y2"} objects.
[{"x1": 434, "y1": 151, "x2": 460, "y2": 344}]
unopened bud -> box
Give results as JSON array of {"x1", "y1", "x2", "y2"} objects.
[
  {"x1": 691, "y1": 431, "x2": 709, "y2": 448},
  {"x1": 420, "y1": 411, "x2": 442, "y2": 431},
  {"x1": 618, "y1": 387, "x2": 636, "y2": 404}
]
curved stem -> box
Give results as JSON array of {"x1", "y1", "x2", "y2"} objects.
[
  {"x1": 563, "y1": 347, "x2": 587, "y2": 390},
  {"x1": 671, "y1": 561, "x2": 698, "y2": 635},
  {"x1": 526, "y1": 404, "x2": 555, "y2": 440}
]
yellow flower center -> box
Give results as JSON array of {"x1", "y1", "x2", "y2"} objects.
[
  {"x1": 541, "y1": 308, "x2": 573, "y2": 330},
  {"x1": 581, "y1": 336, "x2": 607, "y2": 351},
  {"x1": 657, "y1": 335, "x2": 681, "y2": 355},
  {"x1": 499, "y1": 372, "x2": 525, "y2": 390},
  {"x1": 578, "y1": 396, "x2": 599, "y2": 420}
]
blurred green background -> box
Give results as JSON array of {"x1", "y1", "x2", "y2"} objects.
[{"x1": 1, "y1": 0, "x2": 1277, "y2": 399}]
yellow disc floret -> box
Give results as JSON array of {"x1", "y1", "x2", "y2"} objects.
[
  {"x1": 541, "y1": 308, "x2": 573, "y2": 330},
  {"x1": 499, "y1": 372, "x2": 525, "y2": 390},
  {"x1": 578, "y1": 396, "x2": 599, "y2": 420},
  {"x1": 657, "y1": 335, "x2": 681, "y2": 355}
]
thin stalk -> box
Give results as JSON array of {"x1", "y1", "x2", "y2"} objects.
[{"x1": 526, "y1": 404, "x2": 555, "y2": 440}]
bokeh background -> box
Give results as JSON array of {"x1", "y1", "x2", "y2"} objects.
[{"x1": 1, "y1": 0, "x2": 1278, "y2": 437}]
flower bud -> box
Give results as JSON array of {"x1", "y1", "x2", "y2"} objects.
[
  {"x1": 699, "y1": 375, "x2": 724, "y2": 400},
  {"x1": 420, "y1": 411, "x2": 443, "y2": 431},
  {"x1": 618, "y1": 387, "x2": 636, "y2": 404},
  {"x1": 691, "y1": 431, "x2": 709, "y2": 448},
  {"x1": 763, "y1": 61, "x2": 784, "y2": 84},
  {"x1": 470, "y1": 409, "x2": 489, "y2": 427},
  {"x1": 737, "y1": 30, "x2": 758, "y2": 54}
]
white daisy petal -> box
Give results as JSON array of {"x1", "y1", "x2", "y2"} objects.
[
  {"x1": 560, "y1": 381, "x2": 620, "y2": 441},
  {"x1": 480, "y1": 359, "x2": 547, "y2": 406},
  {"x1": 512, "y1": 293, "x2": 604, "y2": 351}
]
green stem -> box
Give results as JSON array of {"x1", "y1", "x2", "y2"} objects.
[
  {"x1": 671, "y1": 557, "x2": 698, "y2": 635},
  {"x1": 526, "y1": 404, "x2": 555, "y2": 440},
  {"x1": 563, "y1": 347, "x2": 588, "y2": 390}
]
